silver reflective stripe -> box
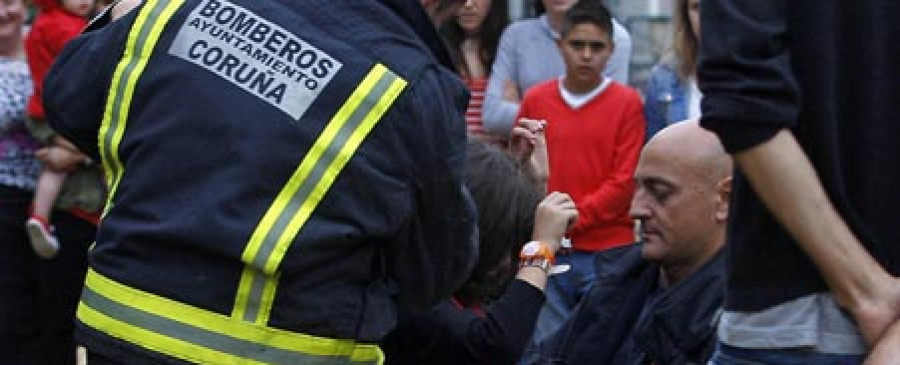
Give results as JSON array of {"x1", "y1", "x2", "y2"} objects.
[
  {"x1": 242, "y1": 267, "x2": 269, "y2": 322},
  {"x1": 81, "y1": 288, "x2": 377, "y2": 364}
]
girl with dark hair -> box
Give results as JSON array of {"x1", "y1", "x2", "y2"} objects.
[
  {"x1": 442, "y1": 0, "x2": 509, "y2": 145},
  {"x1": 381, "y1": 139, "x2": 577, "y2": 364},
  {"x1": 456, "y1": 139, "x2": 539, "y2": 306}
]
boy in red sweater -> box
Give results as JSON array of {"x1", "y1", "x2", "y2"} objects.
[
  {"x1": 24, "y1": 0, "x2": 94, "y2": 258},
  {"x1": 516, "y1": 0, "x2": 645, "y2": 340}
]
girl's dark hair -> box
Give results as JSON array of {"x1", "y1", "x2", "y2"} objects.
[
  {"x1": 455, "y1": 139, "x2": 542, "y2": 306},
  {"x1": 442, "y1": 0, "x2": 510, "y2": 78}
]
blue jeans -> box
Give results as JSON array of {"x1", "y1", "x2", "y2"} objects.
[
  {"x1": 709, "y1": 343, "x2": 864, "y2": 365},
  {"x1": 531, "y1": 250, "x2": 598, "y2": 342}
]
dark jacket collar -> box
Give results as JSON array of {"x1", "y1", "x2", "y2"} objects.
[
  {"x1": 633, "y1": 249, "x2": 726, "y2": 364},
  {"x1": 548, "y1": 244, "x2": 657, "y2": 365},
  {"x1": 546, "y1": 245, "x2": 725, "y2": 365}
]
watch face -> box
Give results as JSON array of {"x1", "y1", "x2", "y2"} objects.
[{"x1": 521, "y1": 241, "x2": 541, "y2": 256}]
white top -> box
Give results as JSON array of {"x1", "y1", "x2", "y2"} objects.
[
  {"x1": 687, "y1": 77, "x2": 703, "y2": 119},
  {"x1": 559, "y1": 77, "x2": 612, "y2": 110}
]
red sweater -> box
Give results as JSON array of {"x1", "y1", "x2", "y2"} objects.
[
  {"x1": 517, "y1": 81, "x2": 645, "y2": 251},
  {"x1": 25, "y1": 1, "x2": 87, "y2": 119}
]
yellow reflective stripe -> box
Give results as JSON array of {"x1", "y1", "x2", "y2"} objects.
[
  {"x1": 98, "y1": 0, "x2": 184, "y2": 215},
  {"x1": 233, "y1": 64, "x2": 407, "y2": 323},
  {"x1": 270, "y1": 70, "x2": 407, "y2": 273},
  {"x1": 78, "y1": 305, "x2": 259, "y2": 364},
  {"x1": 239, "y1": 64, "x2": 397, "y2": 269},
  {"x1": 79, "y1": 269, "x2": 384, "y2": 364},
  {"x1": 235, "y1": 266, "x2": 256, "y2": 320}
]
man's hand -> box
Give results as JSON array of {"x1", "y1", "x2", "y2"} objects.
[
  {"x1": 865, "y1": 319, "x2": 900, "y2": 365},
  {"x1": 532, "y1": 191, "x2": 578, "y2": 252},
  {"x1": 852, "y1": 277, "x2": 900, "y2": 347}
]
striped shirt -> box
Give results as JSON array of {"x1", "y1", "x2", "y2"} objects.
[{"x1": 463, "y1": 77, "x2": 504, "y2": 145}]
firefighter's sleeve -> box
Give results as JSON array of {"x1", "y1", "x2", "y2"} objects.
[
  {"x1": 387, "y1": 65, "x2": 478, "y2": 313},
  {"x1": 43, "y1": 5, "x2": 135, "y2": 161}
]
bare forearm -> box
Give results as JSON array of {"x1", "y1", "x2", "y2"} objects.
[{"x1": 734, "y1": 130, "x2": 892, "y2": 338}]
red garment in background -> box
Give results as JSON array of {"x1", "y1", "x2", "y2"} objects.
[
  {"x1": 25, "y1": 0, "x2": 87, "y2": 119},
  {"x1": 517, "y1": 80, "x2": 645, "y2": 252}
]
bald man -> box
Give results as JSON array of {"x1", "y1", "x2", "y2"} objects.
[{"x1": 528, "y1": 120, "x2": 731, "y2": 365}]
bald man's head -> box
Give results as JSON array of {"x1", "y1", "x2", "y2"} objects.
[
  {"x1": 631, "y1": 119, "x2": 732, "y2": 284},
  {"x1": 644, "y1": 119, "x2": 732, "y2": 187}
]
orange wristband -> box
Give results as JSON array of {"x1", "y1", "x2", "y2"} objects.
[{"x1": 519, "y1": 241, "x2": 554, "y2": 272}]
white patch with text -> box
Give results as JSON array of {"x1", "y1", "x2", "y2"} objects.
[{"x1": 169, "y1": 0, "x2": 342, "y2": 120}]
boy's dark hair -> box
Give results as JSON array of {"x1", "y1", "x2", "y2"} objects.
[
  {"x1": 560, "y1": 0, "x2": 614, "y2": 38},
  {"x1": 455, "y1": 139, "x2": 542, "y2": 306}
]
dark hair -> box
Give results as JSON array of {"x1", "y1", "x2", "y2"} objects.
[
  {"x1": 559, "y1": 0, "x2": 613, "y2": 38},
  {"x1": 441, "y1": 0, "x2": 510, "y2": 78},
  {"x1": 455, "y1": 139, "x2": 542, "y2": 306},
  {"x1": 533, "y1": 0, "x2": 545, "y2": 15}
]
